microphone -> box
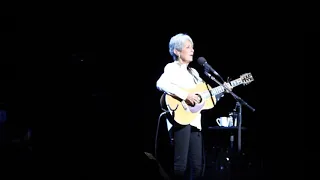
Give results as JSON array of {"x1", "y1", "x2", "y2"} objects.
[
  {"x1": 197, "y1": 57, "x2": 220, "y2": 76},
  {"x1": 198, "y1": 57, "x2": 231, "y2": 92}
]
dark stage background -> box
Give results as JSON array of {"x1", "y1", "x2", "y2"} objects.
[{"x1": 1, "y1": 16, "x2": 305, "y2": 178}]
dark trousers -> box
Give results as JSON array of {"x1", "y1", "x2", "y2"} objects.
[{"x1": 173, "y1": 124, "x2": 203, "y2": 180}]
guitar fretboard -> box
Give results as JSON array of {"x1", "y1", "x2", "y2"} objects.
[{"x1": 203, "y1": 77, "x2": 244, "y2": 99}]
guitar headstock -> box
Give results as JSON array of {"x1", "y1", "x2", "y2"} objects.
[{"x1": 240, "y1": 73, "x2": 254, "y2": 85}]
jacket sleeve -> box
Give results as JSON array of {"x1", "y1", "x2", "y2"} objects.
[{"x1": 156, "y1": 64, "x2": 189, "y2": 100}]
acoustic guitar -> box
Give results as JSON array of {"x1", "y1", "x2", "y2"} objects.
[{"x1": 160, "y1": 73, "x2": 254, "y2": 125}]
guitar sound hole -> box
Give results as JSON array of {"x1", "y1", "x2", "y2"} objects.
[{"x1": 196, "y1": 94, "x2": 202, "y2": 103}]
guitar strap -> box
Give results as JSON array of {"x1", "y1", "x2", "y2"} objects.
[{"x1": 187, "y1": 67, "x2": 200, "y2": 84}]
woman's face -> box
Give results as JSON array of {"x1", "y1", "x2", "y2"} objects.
[{"x1": 178, "y1": 40, "x2": 194, "y2": 63}]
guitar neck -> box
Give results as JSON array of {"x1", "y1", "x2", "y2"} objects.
[{"x1": 203, "y1": 77, "x2": 244, "y2": 98}]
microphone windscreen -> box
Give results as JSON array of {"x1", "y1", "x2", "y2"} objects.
[{"x1": 197, "y1": 57, "x2": 207, "y2": 66}]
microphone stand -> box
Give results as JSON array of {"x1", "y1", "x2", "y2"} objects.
[{"x1": 204, "y1": 71, "x2": 255, "y2": 152}]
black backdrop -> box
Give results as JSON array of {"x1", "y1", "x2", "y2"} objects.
[{"x1": 1, "y1": 16, "x2": 305, "y2": 178}]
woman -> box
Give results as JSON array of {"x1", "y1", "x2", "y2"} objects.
[{"x1": 156, "y1": 33, "x2": 231, "y2": 179}]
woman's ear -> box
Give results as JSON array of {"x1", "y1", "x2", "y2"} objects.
[{"x1": 173, "y1": 49, "x2": 180, "y2": 57}]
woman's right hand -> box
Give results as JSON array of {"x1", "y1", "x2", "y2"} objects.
[{"x1": 185, "y1": 93, "x2": 201, "y2": 105}]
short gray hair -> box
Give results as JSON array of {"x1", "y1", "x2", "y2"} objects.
[{"x1": 169, "y1": 33, "x2": 193, "y2": 61}]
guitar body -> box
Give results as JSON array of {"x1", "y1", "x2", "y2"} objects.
[{"x1": 161, "y1": 82, "x2": 216, "y2": 125}]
